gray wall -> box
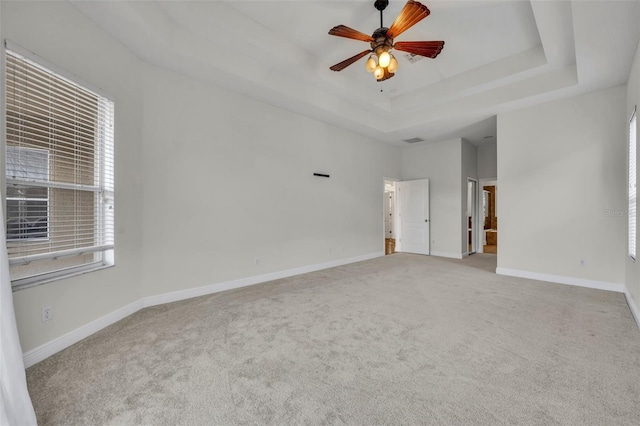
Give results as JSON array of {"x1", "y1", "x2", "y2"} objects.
[
  {"x1": 477, "y1": 142, "x2": 497, "y2": 179},
  {"x1": 5, "y1": 0, "x2": 638, "y2": 361},
  {"x1": 497, "y1": 85, "x2": 626, "y2": 285},
  {"x1": 140, "y1": 64, "x2": 400, "y2": 297},
  {"x1": 401, "y1": 139, "x2": 463, "y2": 258},
  {"x1": 3, "y1": 1, "x2": 401, "y2": 353}
]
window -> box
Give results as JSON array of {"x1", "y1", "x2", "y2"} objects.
[
  {"x1": 6, "y1": 146, "x2": 49, "y2": 241},
  {"x1": 630, "y1": 106, "x2": 637, "y2": 261},
  {"x1": 4, "y1": 44, "x2": 114, "y2": 288}
]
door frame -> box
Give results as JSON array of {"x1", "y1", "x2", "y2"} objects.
[
  {"x1": 467, "y1": 177, "x2": 479, "y2": 255},
  {"x1": 383, "y1": 177, "x2": 400, "y2": 254},
  {"x1": 478, "y1": 178, "x2": 498, "y2": 254}
]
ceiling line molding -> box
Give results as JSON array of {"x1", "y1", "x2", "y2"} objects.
[{"x1": 69, "y1": 0, "x2": 639, "y2": 145}]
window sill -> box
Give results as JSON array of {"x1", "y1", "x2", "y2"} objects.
[{"x1": 11, "y1": 262, "x2": 115, "y2": 292}]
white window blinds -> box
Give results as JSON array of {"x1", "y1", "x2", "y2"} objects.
[
  {"x1": 629, "y1": 107, "x2": 637, "y2": 261},
  {"x1": 5, "y1": 46, "x2": 115, "y2": 287}
]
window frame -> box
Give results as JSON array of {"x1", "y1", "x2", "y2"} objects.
[
  {"x1": 3, "y1": 41, "x2": 115, "y2": 290},
  {"x1": 630, "y1": 105, "x2": 637, "y2": 261}
]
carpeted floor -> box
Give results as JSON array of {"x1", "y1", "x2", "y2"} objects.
[{"x1": 26, "y1": 254, "x2": 640, "y2": 425}]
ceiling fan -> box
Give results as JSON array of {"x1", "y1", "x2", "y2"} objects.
[{"x1": 328, "y1": 0, "x2": 444, "y2": 82}]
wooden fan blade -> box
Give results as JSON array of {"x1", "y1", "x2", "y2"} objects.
[
  {"x1": 328, "y1": 25, "x2": 374, "y2": 42},
  {"x1": 393, "y1": 41, "x2": 444, "y2": 58},
  {"x1": 387, "y1": 0, "x2": 431, "y2": 39},
  {"x1": 330, "y1": 50, "x2": 373, "y2": 72}
]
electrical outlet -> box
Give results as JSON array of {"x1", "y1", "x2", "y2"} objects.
[
  {"x1": 328, "y1": 248, "x2": 332, "y2": 253},
  {"x1": 254, "y1": 258, "x2": 260, "y2": 265},
  {"x1": 41, "y1": 306, "x2": 52, "y2": 322},
  {"x1": 432, "y1": 240, "x2": 436, "y2": 244},
  {"x1": 579, "y1": 259, "x2": 586, "y2": 267}
]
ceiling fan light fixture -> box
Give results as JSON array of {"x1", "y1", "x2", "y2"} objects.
[
  {"x1": 328, "y1": 1, "x2": 444, "y2": 85},
  {"x1": 374, "y1": 65, "x2": 384, "y2": 80},
  {"x1": 365, "y1": 55, "x2": 377, "y2": 72},
  {"x1": 378, "y1": 51, "x2": 391, "y2": 68},
  {"x1": 388, "y1": 55, "x2": 398, "y2": 73}
]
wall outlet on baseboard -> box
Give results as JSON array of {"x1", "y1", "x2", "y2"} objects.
[
  {"x1": 579, "y1": 259, "x2": 586, "y2": 267},
  {"x1": 254, "y1": 258, "x2": 260, "y2": 265},
  {"x1": 432, "y1": 240, "x2": 435, "y2": 245},
  {"x1": 41, "y1": 306, "x2": 53, "y2": 322}
]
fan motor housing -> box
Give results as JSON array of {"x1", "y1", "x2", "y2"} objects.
[{"x1": 371, "y1": 27, "x2": 393, "y2": 53}]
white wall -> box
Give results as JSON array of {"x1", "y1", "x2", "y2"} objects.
[
  {"x1": 401, "y1": 139, "x2": 462, "y2": 258},
  {"x1": 2, "y1": 1, "x2": 145, "y2": 352},
  {"x1": 1, "y1": 1, "x2": 402, "y2": 355},
  {"x1": 139, "y1": 64, "x2": 400, "y2": 296},
  {"x1": 625, "y1": 40, "x2": 640, "y2": 316},
  {"x1": 497, "y1": 85, "x2": 627, "y2": 287},
  {"x1": 6, "y1": 1, "x2": 634, "y2": 362},
  {"x1": 477, "y1": 142, "x2": 497, "y2": 179}
]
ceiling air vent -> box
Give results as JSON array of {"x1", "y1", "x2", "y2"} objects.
[
  {"x1": 403, "y1": 137, "x2": 425, "y2": 144},
  {"x1": 404, "y1": 53, "x2": 424, "y2": 64}
]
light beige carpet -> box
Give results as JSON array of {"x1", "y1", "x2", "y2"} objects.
[{"x1": 26, "y1": 254, "x2": 640, "y2": 425}]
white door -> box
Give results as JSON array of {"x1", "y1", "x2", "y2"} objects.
[
  {"x1": 384, "y1": 191, "x2": 395, "y2": 239},
  {"x1": 397, "y1": 179, "x2": 430, "y2": 255}
]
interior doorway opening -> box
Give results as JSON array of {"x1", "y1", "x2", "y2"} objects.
[
  {"x1": 481, "y1": 179, "x2": 498, "y2": 254},
  {"x1": 384, "y1": 180, "x2": 396, "y2": 255},
  {"x1": 467, "y1": 178, "x2": 478, "y2": 255}
]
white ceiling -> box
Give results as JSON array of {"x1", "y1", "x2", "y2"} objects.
[{"x1": 70, "y1": 0, "x2": 640, "y2": 146}]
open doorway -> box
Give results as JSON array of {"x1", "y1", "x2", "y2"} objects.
[
  {"x1": 384, "y1": 180, "x2": 396, "y2": 255},
  {"x1": 481, "y1": 179, "x2": 498, "y2": 254},
  {"x1": 467, "y1": 178, "x2": 478, "y2": 254}
]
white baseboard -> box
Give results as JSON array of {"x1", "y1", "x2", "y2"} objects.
[
  {"x1": 496, "y1": 267, "x2": 624, "y2": 293},
  {"x1": 23, "y1": 252, "x2": 383, "y2": 368},
  {"x1": 624, "y1": 285, "x2": 640, "y2": 329},
  {"x1": 430, "y1": 251, "x2": 463, "y2": 259},
  {"x1": 23, "y1": 300, "x2": 143, "y2": 368},
  {"x1": 142, "y1": 252, "x2": 383, "y2": 308}
]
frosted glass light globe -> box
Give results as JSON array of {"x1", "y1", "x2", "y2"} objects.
[
  {"x1": 388, "y1": 56, "x2": 398, "y2": 73},
  {"x1": 374, "y1": 66, "x2": 384, "y2": 80},
  {"x1": 365, "y1": 56, "x2": 376, "y2": 73},
  {"x1": 378, "y1": 51, "x2": 391, "y2": 68}
]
